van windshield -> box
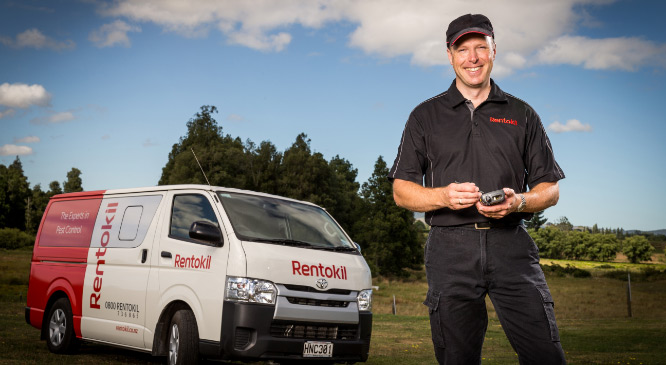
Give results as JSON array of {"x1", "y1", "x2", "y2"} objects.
[{"x1": 217, "y1": 192, "x2": 355, "y2": 250}]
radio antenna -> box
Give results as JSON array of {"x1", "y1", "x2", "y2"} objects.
[{"x1": 190, "y1": 148, "x2": 211, "y2": 187}]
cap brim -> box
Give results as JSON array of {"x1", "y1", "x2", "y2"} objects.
[{"x1": 447, "y1": 27, "x2": 493, "y2": 46}]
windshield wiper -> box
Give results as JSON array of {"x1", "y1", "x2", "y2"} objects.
[
  {"x1": 247, "y1": 238, "x2": 313, "y2": 247},
  {"x1": 332, "y1": 246, "x2": 358, "y2": 252},
  {"x1": 314, "y1": 246, "x2": 358, "y2": 252}
]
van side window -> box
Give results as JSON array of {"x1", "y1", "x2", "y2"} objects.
[
  {"x1": 170, "y1": 194, "x2": 219, "y2": 242},
  {"x1": 119, "y1": 206, "x2": 143, "y2": 241}
]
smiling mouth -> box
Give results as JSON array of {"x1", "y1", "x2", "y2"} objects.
[{"x1": 466, "y1": 66, "x2": 481, "y2": 72}]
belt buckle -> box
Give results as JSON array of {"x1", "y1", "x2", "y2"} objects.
[{"x1": 475, "y1": 223, "x2": 491, "y2": 230}]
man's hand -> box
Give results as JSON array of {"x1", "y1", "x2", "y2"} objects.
[
  {"x1": 476, "y1": 188, "x2": 518, "y2": 219},
  {"x1": 475, "y1": 182, "x2": 560, "y2": 219},
  {"x1": 444, "y1": 182, "x2": 481, "y2": 210}
]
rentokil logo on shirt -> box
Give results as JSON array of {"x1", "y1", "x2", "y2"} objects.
[{"x1": 490, "y1": 117, "x2": 517, "y2": 125}]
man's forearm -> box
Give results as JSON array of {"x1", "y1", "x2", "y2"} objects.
[
  {"x1": 393, "y1": 179, "x2": 481, "y2": 212},
  {"x1": 392, "y1": 179, "x2": 446, "y2": 212},
  {"x1": 521, "y1": 181, "x2": 559, "y2": 213}
]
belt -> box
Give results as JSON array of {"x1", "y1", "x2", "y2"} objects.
[{"x1": 454, "y1": 221, "x2": 522, "y2": 230}]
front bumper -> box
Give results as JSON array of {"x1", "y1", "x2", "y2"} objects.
[{"x1": 201, "y1": 301, "x2": 372, "y2": 362}]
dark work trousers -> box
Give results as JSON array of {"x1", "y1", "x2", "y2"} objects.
[{"x1": 423, "y1": 225, "x2": 566, "y2": 365}]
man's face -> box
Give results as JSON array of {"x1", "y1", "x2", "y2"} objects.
[{"x1": 447, "y1": 34, "x2": 495, "y2": 90}]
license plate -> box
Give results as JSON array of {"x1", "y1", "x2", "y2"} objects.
[{"x1": 303, "y1": 341, "x2": 333, "y2": 358}]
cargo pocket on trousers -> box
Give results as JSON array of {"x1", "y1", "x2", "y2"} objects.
[
  {"x1": 423, "y1": 289, "x2": 445, "y2": 348},
  {"x1": 536, "y1": 284, "x2": 560, "y2": 342}
]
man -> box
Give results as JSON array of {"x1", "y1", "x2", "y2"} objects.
[{"x1": 389, "y1": 14, "x2": 566, "y2": 364}]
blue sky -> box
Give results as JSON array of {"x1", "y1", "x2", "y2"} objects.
[{"x1": 1, "y1": 0, "x2": 665, "y2": 231}]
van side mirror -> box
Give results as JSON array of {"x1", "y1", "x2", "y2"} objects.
[
  {"x1": 354, "y1": 242, "x2": 362, "y2": 253},
  {"x1": 189, "y1": 221, "x2": 224, "y2": 246}
]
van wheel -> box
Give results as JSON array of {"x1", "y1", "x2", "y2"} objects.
[
  {"x1": 168, "y1": 309, "x2": 199, "y2": 365},
  {"x1": 46, "y1": 297, "x2": 79, "y2": 353}
]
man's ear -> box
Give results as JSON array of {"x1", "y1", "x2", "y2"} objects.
[{"x1": 447, "y1": 47, "x2": 453, "y2": 65}]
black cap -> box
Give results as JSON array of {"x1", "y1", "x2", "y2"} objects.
[{"x1": 446, "y1": 14, "x2": 494, "y2": 47}]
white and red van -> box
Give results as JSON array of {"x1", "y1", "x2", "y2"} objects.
[{"x1": 26, "y1": 185, "x2": 373, "y2": 364}]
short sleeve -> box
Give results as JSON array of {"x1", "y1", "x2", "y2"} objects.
[
  {"x1": 524, "y1": 108, "x2": 565, "y2": 188},
  {"x1": 388, "y1": 114, "x2": 428, "y2": 185}
]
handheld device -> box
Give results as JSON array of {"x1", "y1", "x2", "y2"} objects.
[{"x1": 480, "y1": 189, "x2": 505, "y2": 206}]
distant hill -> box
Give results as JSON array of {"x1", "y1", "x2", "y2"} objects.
[{"x1": 629, "y1": 229, "x2": 666, "y2": 236}]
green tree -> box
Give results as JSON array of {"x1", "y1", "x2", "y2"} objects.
[
  {"x1": 530, "y1": 226, "x2": 567, "y2": 259},
  {"x1": 278, "y1": 133, "x2": 331, "y2": 204},
  {"x1": 413, "y1": 219, "x2": 428, "y2": 232},
  {"x1": 526, "y1": 210, "x2": 547, "y2": 231},
  {"x1": 591, "y1": 223, "x2": 599, "y2": 234},
  {"x1": 159, "y1": 105, "x2": 226, "y2": 186},
  {"x1": 0, "y1": 163, "x2": 9, "y2": 228},
  {"x1": 622, "y1": 235, "x2": 654, "y2": 264},
  {"x1": 1, "y1": 157, "x2": 31, "y2": 229},
  {"x1": 26, "y1": 183, "x2": 51, "y2": 234},
  {"x1": 588, "y1": 233, "x2": 620, "y2": 262},
  {"x1": 616, "y1": 228, "x2": 626, "y2": 240},
  {"x1": 63, "y1": 167, "x2": 83, "y2": 193},
  {"x1": 0, "y1": 227, "x2": 35, "y2": 249},
  {"x1": 245, "y1": 140, "x2": 282, "y2": 194},
  {"x1": 159, "y1": 105, "x2": 254, "y2": 188},
  {"x1": 325, "y1": 155, "x2": 361, "y2": 233},
  {"x1": 48, "y1": 181, "x2": 63, "y2": 196},
  {"x1": 354, "y1": 156, "x2": 423, "y2": 277},
  {"x1": 569, "y1": 231, "x2": 592, "y2": 260},
  {"x1": 554, "y1": 216, "x2": 573, "y2": 231}
]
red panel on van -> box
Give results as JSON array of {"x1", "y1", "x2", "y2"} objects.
[
  {"x1": 27, "y1": 191, "x2": 105, "y2": 334},
  {"x1": 38, "y1": 198, "x2": 102, "y2": 247}
]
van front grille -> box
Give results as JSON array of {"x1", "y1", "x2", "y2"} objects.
[
  {"x1": 286, "y1": 296, "x2": 349, "y2": 308},
  {"x1": 282, "y1": 284, "x2": 351, "y2": 295},
  {"x1": 270, "y1": 321, "x2": 357, "y2": 340}
]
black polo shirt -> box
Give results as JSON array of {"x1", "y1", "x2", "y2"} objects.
[{"x1": 389, "y1": 79, "x2": 565, "y2": 227}]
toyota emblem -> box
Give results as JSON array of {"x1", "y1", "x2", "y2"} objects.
[{"x1": 316, "y1": 278, "x2": 328, "y2": 290}]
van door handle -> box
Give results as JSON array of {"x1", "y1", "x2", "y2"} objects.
[
  {"x1": 141, "y1": 249, "x2": 148, "y2": 263},
  {"x1": 161, "y1": 251, "x2": 172, "y2": 259}
]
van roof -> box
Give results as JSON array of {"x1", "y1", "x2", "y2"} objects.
[{"x1": 50, "y1": 184, "x2": 320, "y2": 207}]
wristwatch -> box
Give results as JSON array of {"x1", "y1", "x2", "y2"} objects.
[{"x1": 516, "y1": 194, "x2": 526, "y2": 212}]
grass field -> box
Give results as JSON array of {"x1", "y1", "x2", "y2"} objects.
[{"x1": 2, "y1": 248, "x2": 665, "y2": 364}]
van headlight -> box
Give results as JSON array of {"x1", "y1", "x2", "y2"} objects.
[
  {"x1": 357, "y1": 289, "x2": 372, "y2": 311},
  {"x1": 225, "y1": 276, "x2": 277, "y2": 305}
]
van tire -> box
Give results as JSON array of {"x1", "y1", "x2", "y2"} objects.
[
  {"x1": 45, "y1": 297, "x2": 79, "y2": 354},
  {"x1": 167, "y1": 309, "x2": 199, "y2": 365}
]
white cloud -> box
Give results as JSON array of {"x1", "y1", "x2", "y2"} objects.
[
  {"x1": 89, "y1": 20, "x2": 141, "y2": 48},
  {"x1": 0, "y1": 83, "x2": 51, "y2": 108},
  {"x1": 536, "y1": 35, "x2": 666, "y2": 71},
  {"x1": 101, "y1": 0, "x2": 341, "y2": 51},
  {"x1": 1, "y1": 28, "x2": 75, "y2": 50},
  {"x1": 226, "y1": 114, "x2": 245, "y2": 122},
  {"x1": 227, "y1": 30, "x2": 291, "y2": 52},
  {"x1": 0, "y1": 36, "x2": 12, "y2": 47},
  {"x1": 31, "y1": 111, "x2": 76, "y2": 125},
  {"x1": 548, "y1": 119, "x2": 593, "y2": 133},
  {"x1": 99, "y1": 0, "x2": 664, "y2": 74},
  {"x1": 0, "y1": 109, "x2": 16, "y2": 119},
  {"x1": 49, "y1": 111, "x2": 75, "y2": 123},
  {"x1": 14, "y1": 136, "x2": 40, "y2": 143},
  {"x1": 0, "y1": 144, "x2": 33, "y2": 156}
]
